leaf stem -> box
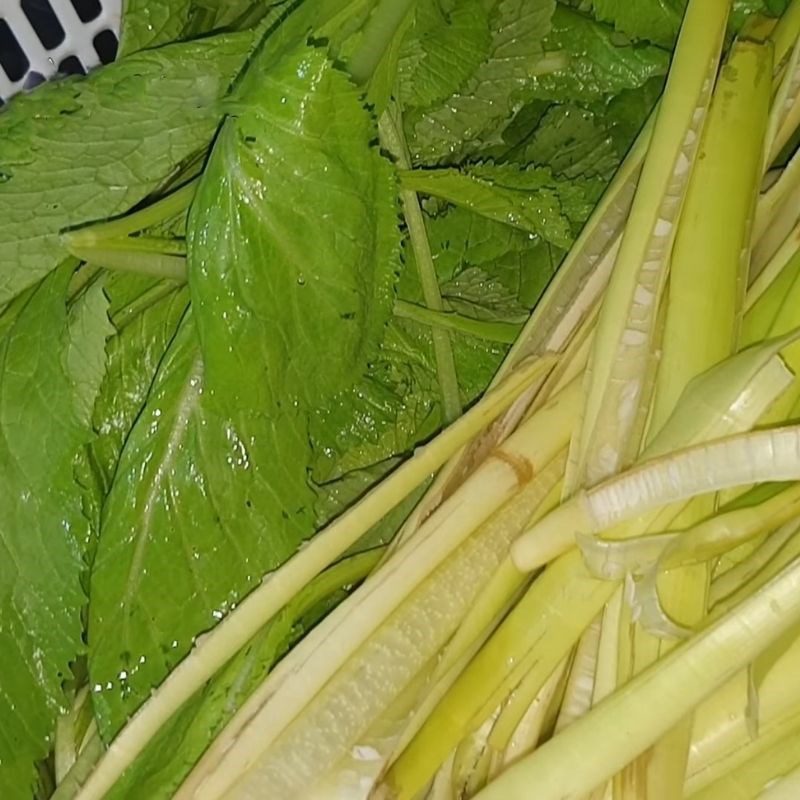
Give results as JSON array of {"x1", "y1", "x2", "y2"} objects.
[
  {"x1": 347, "y1": 0, "x2": 419, "y2": 85},
  {"x1": 394, "y1": 300, "x2": 523, "y2": 344},
  {"x1": 67, "y1": 244, "x2": 187, "y2": 283},
  {"x1": 63, "y1": 179, "x2": 198, "y2": 246},
  {"x1": 380, "y1": 106, "x2": 462, "y2": 422}
]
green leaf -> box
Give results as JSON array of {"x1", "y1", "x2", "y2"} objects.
[
  {"x1": 525, "y1": 5, "x2": 670, "y2": 103},
  {"x1": 88, "y1": 315, "x2": 317, "y2": 738},
  {"x1": 310, "y1": 320, "x2": 442, "y2": 483},
  {"x1": 188, "y1": 42, "x2": 400, "y2": 411},
  {"x1": 440, "y1": 266, "x2": 530, "y2": 323},
  {"x1": 0, "y1": 267, "x2": 104, "y2": 799},
  {"x1": 401, "y1": 163, "x2": 602, "y2": 249},
  {"x1": 407, "y1": 0, "x2": 557, "y2": 163},
  {"x1": 66, "y1": 280, "x2": 114, "y2": 429},
  {"x1": 0, "y1": 32, "x2": 251, "y2": 306},
  {"x1": 119, "y1": 0, "x2": 193, "y2": 55},
  {"x1": 398, "y1": 0, "x2": 492, "y2": 109},
  {"x1": 591, "y1": 0, "x2": 685, "y2": 47},
  {"x1": 90, "y1": 282, "x2": 190, "y2": 498}
]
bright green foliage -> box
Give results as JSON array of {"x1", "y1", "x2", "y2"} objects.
[
  {"x1": 0, "y1": 267, "x2": 109, "y2": 799},
  {"x1": 188, "y1": 42, "x2": 400, "y2": 410},
  {"x1": 0, "y1": 33, "x2": 251, "y2": 305}
]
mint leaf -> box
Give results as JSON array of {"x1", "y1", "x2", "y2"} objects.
[
  {"x1": 0, "y1": 267, "x2": 106, "y2": 799},
  {"x1": 188, "y1": 42, "x2": 400, "y2": 410},
  {"x1": 119, "y1": 0, "x2": 193, "y2": 55},
  {"x1": 398, "y1": 0, "x2": 492, "y2": 109},
  {"x1": 402, "y1": 164, "x2": 602, "y2": 249},
  {"x1": 88, "y1": 315, "x2": 317, "y2": 737},
  {"x1": 526, "y1": 6, "x2": 670, "y2": 103},
  {"x1": 441, "y1": 266, "x2": 530, "y2": 323},
  {"x1": 0, "y1": 33, "x2": 251, "y2": 305},
  {"x1": 66, "y1": 280, "x2": 114, "y2": 428},
  {"x1": 407, "y1": 0, "x2": 556, "y2": 163},
  {"x1": 310, "y1": 320, "x2": 442, "y2": 483},
  {"x1": 591, "y1": 0, "x2": 684, "y2": 47}
]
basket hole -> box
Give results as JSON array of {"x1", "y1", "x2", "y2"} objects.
[
  {"x1": 58, "y1": 55, "x2": 86, "y2": 76},
  {"x1": 0, "y1": 20, "x2": 30, "y2": 82},
  {"x1": 69, "y1": 0, "x2": 102, "y2": 23},
  {"x1": 21, "y1": 0, "x2": 66, "y2": 50},
  {"x1": 93, "y1": 29, "x2": 118, "y2": 64},
  {"x1": 23, "y1": 71, "x2": 46, "y2": 90}
]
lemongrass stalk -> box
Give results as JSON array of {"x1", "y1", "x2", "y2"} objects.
[
  {"x1": 451, "y1": 713, "x2": 499, "y2": 799},
  {"x1": 759, "y1": 761, "x2": 800, "y2": 800},
  {"x1": 752, "y1": 146, "x2": 800, "y2": 250},
  {"x1": 687, "y1": 634, "x2": 800, "y2": 791},
  {"x1": 378, "y1": 549, "x2": 618, "y2": 800},
  {"x1": 180, "y1": 413, "x2": 575, "y2": 800},
  {"x1": 513, "y1": 419, "x2": 800, "y2": 572},
  {"x1": 492, "y1": 658, "x2": 571, "y2": 776},
  {"x1": 570, "y1": 0, "x2": 729, "y2": 486},
  {"x1": 383, "y1": 342, "x2": 796, "y2": 797},
  {"x1": 628, "y1": 47, "x2": 775, "y2": 682},
  {"x1": 687, "y1": 723, "x2": 800, "y2": 799},
  {"x1": 765, "y1": 33, "x2": 800, "y2": 168},
  {"x1": 471, "y1": 555, "x2": 800, "y2": 800},
  {"x1": 650, "y1": 40, "x2": 773, "y2": 433},
  {"x1": 708, "y1": 520, "x2": 800, "y2": 622},
  {"x1": 709, "y1": 520, "x2": 800, "y2": 607},
  {"x1": 772, "y1": 0, "x2": 800, "y2": 70},
  {"x1": 71, "y1": 358, "x2": 551, "y2": 800},
  {"x1": 553, "y1": 617, "x2": 602, "y2": 733},
  {"x1": 580, "y1": 478, "x2": 800, "y2": 581},
  {"x1": 54, "y1": 687, "x2": 90, "y2": 783},
  {"x1": 752, "y1": 177, "x2": 800, "y2": 278}
]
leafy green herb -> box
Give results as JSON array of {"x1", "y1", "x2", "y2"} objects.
[
  {"x1": 0, "y1": 33, "x2": 251, "y2": 305},
  {"x1": 0, "y1": 267, "x2": 108, "y2": 800}
]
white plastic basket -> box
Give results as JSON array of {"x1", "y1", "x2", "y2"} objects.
[{"x1": 0, "y1": 0, "x2": 121, "y2": 105}]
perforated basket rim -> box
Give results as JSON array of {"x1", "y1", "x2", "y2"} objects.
[{"x1": 0, "y1": 0, "x2": 121, "y2": 104}]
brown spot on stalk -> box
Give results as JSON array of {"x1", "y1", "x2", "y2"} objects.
[{"x1": 490, "y1": 448, "x2": 534, "y2": 487}]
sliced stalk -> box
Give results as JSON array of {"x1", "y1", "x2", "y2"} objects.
[
  {"x1": 499, "y1": 659, "x2": 571, "y2": 771},
  {"x1": 513, "y1": 333, "x2": 796, "y2": 571},
  {"x1": 687, "y1": 723, "x2": 800, "y2": 800},
  {"x1": 179, "y1": 406, "x2": 576, "y2": 799},
  {"x1": 771, "y1": 0, "x2": 800, "y2": 71},
  {"x1": 709, "y1": 520, "x2": 800, "y2": 608},
  {"x1": 472, "y1": 555, "x2": 800, "y2": 800},
  {"x1": 570, "y1": 0, "x2": 729, "y2": 485},
  {"x1": 72, "y1": 358, "x2": 551, "y2": 800},
  {"x1": 552, "y1": 616, "x2": 602, "y2": 733},
  {"x1": 687, "y1": 634, "x2": 800, "y2": 791},
  {"x1": 708, "y1": 520, "x2": 800, "y2": 623},
  {"x1": 380, "y1": 105, "x2": 461, "y2": 422},
  {"x1": 582, "y1": 481, "x2": 800, "y2": 583},
  {"x1": 765, "y1": 34, "x2": 800, "y2": 167},
  {"x1": 514, "y1": 423, "x2": 800, "y2": 571},
  {"x1": 378, "y1": 549, "x2": 617, "y2": 800},
  {"x1": 650, "y1": 40, "x2": 773, "y2": 434}
]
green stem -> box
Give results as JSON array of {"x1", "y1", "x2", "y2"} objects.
[
  {"x1": 68, "y1": 245, "x2": 187, "y2": 283},
  {"x1": 380, "y1": 107, "x2": 462, "y2": 422},
  {"x1": 347, "y1": 0, "x2": 419, "y2": 84},
  {"x1": 394, "y1": 300, "x2": 523, "y2": 344},
  {"x1": 50, "y1": 735, "x2": 104, "y2": 800},
  {"x1": 63, "y1": 179, "x2": 198, "y2": 246}
]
